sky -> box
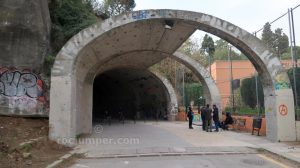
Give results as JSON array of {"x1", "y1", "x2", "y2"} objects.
[{"x1": 134, "y1": 0, "x2": 300, "y2": 45}]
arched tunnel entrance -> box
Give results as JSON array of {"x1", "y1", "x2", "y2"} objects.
[
  {"x1": 49, "y1": 9, "x2": 297, "y2": 145},
  {"x1": 93, "y1": 68, "x2": 170, "y2": 122}
]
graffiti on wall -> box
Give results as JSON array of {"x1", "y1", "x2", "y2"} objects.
[
  {"x1": 275, "y1": 73, "x2": 291, "y2": 90},
  {"x1": 0, "y1": 67, "x2": 48, "y2": 114},
  {"x1": 132, "y1": 10, "x2": 149, "y2": 20}
]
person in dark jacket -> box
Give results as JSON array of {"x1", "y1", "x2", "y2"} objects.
[
  {"x1": 205, "y1": 104, "x2": 212, "y2": 132},
  {"x1": 221, "y1": 112, "x2": 234, "y2": 130},
  {"x1": 200, "y1": 106, "x2": 206, "y2": 130},
  {"x1": 212, "y1": 105, "x2": 220, "y2": 132},
  {"x1": 187, "y1": 106, "x2": 194, "y2": 129}
]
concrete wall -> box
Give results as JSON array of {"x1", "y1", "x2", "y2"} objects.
[
  {"x1": 211, "y1": 60, "x2": 256, "y2": 107},
  {"x1": 0, "y1": 67, "x2": 48, "y2": 116},
  {"x1": 171, "y1": 52, "x2": 221, "y2": 112},
  {"x1": 0, "y1": 0, "x2": 50, "y2": 69},
  {"x1": 151, "y1": 71, "x2": 178, "y2": 121},
  {"x1": 296, "y1": 121, "x2": 300, "y2": 140},
  {"x1": 0, "y1": 0, "x2": 50, "y2": 116}
]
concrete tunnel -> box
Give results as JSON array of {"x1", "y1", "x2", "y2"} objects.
[
  {"x1": 92, "y1": 51, "x2": 221, "y2": 122},
  {"x1": 50, "y1": 10, "x2": 296, "y2": 145},
  {"x1": 93, "y1": 68, "x2": 173, "y2": 121}
]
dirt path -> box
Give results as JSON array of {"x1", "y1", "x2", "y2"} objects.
[{"x1": 0, "y1": 116, "x2": 71, "y2": 168}]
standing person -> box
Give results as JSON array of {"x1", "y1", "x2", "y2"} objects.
[
  {"x1": 212, "y1": 105, "x2": 220, "y2": 132},
  {"x1": 205, "y1": 104, "x2": 212, "y2": 132},
  {"x1": 200, "y1": 106, "x2": 206, "y2": 131},
  {"x1": 187, "y1": 106, "x2": 194, "y2": 129}
]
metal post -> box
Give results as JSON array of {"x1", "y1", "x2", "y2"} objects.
[
  {"x1": 288, "y1": 8, "x2": 298, "y2": 119},
  {"x1": 228, "y1": 45, "x2": 234, "y2": 113},
  {"x1": 291, "y1": 8, "x2": 297, "y2": 67},
  {"x1": 182, "y1": 66, "x2": 185, "y2": 110},
  {"x1": 255, "y1": 72, "x2": 260, "y2": 116},
  {"x1": 174, "y1": 61, "x2": 177, "y2": 90},
  {"x1": 209, "y1": 53, "x2": 211, "y2": 75}
]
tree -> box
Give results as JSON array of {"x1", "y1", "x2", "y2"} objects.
[
  {"x1": 98, "y1": 0, "x2": 136, "y2": 19},
  {"x1": 261, "y1": 23, "x2": 289, "y2": 58},
  {"x1": 49, "y1": 0, "x2": 98, "y2": 53},
  {"x1": 213, "y1": 39, "x2": 246, "y2": 60},
  {"x1": 273, "y1": 28, "x2": 289, "y2": 57},
  {"x1": 226, "y1": 88, "x2": 244, "y2": 111},
  {"x1": 178, "y1": 38, "x2": 208, "y2": 66},
  {"x1": 261, "y1": 22, "x2": 274, "y2": 49},
  {"x1": 201, "y1": 34, "x2": 215, "y2": 56},
  {"x1": 287, "y1": 67, "x2": 300, "y2": 108},
  {"x1": 281, "y1": 46, "x2": 300, "y2": 60},
  {"x1": 240, "y1": 76, "x2": 264, "y2": 108}
]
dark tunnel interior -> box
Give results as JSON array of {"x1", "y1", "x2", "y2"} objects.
[{"x1": 93, "y1": 68, "x2": 170, "y2": 122}]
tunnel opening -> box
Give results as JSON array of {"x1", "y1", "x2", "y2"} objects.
[
  {"x1": 93, "y1": 68, "x2": 170, "y2": 123},
  {"x1": 49, "y1": 10, "x2": 297, "y2": 145}
]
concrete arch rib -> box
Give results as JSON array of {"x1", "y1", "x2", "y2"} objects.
[
  {"x1": 50, "y1": 9, "x2": 296, "y2": 145},
  {"x1": 150, "y1": 71, "x2": 178, "y2": 121},
  {"x1": 171, "y1": 52, "x2": 221, "y2": 110}
]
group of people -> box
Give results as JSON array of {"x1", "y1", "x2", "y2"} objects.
[{"x1": 187, "y1": 104, "x2": 234, "y2": 131}]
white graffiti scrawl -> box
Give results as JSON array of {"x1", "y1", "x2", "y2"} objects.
[
  {"x1": 0, "y1": 67, "x2": 48, "y2": 115},
  {"x1": 0, "y1": 68, "x2": 41, "y2": 98}
]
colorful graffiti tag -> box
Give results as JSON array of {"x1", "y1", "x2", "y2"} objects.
[
  {"x1": 0, "y1": 67, "x2": 48, "y2": 114},
  {"x1": 275, "y1": 73, "x2": 291, "y2": 90},
  {"x1": 132, "y1": 10, "x2": 150, "y2": 20}
]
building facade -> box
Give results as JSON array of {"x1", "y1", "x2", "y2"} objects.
[{"x1": 210, "y1": 59, "x2": 299, "y2": 108}]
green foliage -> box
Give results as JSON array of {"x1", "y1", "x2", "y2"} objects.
[
  {"x1": 178, "y1": 38, "x2": 208, "y2": 66},
  {"x1": 49, "y1": 0, "x2": 98, "y2": 53},
  {"x1": 226, "y1": 88, "x2": 244, "y2": 112},
  {"x1": 240, "y1": 76, "x2": 264, "y2": 108},
  {"x1": 287, "y1": 67, "x2": 300, "y2": 107},
  {"x1": 153, "y1": 37, "x2": 209, "y2": 86},
  {"x1": 273, "y1": 28, "x2": 289, "y2": 55},
  {"x1": 201, "y1": 34, "x2": 215, "y2": 56},
  {"x1": 225, "y1": 106, "x2": 262, "y2": 116},
  {"x1": 262, "y1": 22, "x2": 273, "y2": 49},
  {"x1": 98, "y1": 0, "x2": 136, "y2": 18},
  {"x1": 281, "y1": 46, "x2": 300, "y2": 60},
  {"x1": 184, "y1": 83, "x2": 203, "y2": 106},
  {"x1": 214, "y1": 39, "x2": 246, "y2": 60},
  {"x1": 261, "y1": 22, "x2": 289, "y2": 57},
  {"x1": 44, "y1": 55, "x2": 56, "y2": 76}
]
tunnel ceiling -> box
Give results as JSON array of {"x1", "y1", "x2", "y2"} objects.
[
  {"x1": 96, "y1": 68, "x2": 167, "y2": 90},
  {"x1": 73, "y1": 19, "x2": 197, "y2": 82},
  {"x1": 94, "y1": 51, "x2": 170, "y2": 76}
]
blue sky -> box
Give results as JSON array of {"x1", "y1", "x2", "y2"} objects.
[{"x1": 134, "y1": 0, "x2": 300, "y2": 44}]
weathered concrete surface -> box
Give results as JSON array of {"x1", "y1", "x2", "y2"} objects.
[
  {"x1": 84, "y1": 51, "x2": 219, "y2": 121},
  {"x1": 50, "y1": 9, "x2": 296, "y2": 145},
  {"x1": 0, "y1": 67, "x2": 48, "y2": 116},
  {"x1": 151, "y1": 71, "x2": 178, "y2": 121},
  {"x1": 0, "y1": 0, "x2": 50, "y2": 69},
  {"x1": 71, "y1": 67, "x2": 178, "y2": 135},
  {"x1": 0, "y1": 0, "x2": 50, "y2": 116},
  {"x1": 72, "y1": 122, "x2": 300, "y2": 167},
  {"x1": 171, "y1": 52, "x2": 221, "y2": 111}
]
